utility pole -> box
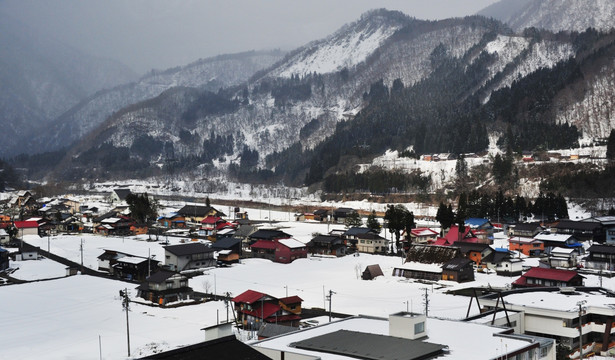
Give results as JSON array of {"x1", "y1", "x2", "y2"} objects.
[
  {"x1": 577, "y1": 300, "x2": 586, "y2": 360},
  {"x1": 326, "y1": 290, "x2": 335, "y2": 322},
  {"x1": 422, "y1": 288, "x2": 429, "y2": 317},
  {"x1": 120, "y1": 288, "x2": 131, "y2": 357},
  {"x1": 80, "y1": 238, "x2": 84, "y2": 271}
]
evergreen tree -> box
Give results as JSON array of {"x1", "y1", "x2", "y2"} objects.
[
  {"x1": 366, "y1": 210, "x2": 382, "y2": 234},
  {"x1": 126, "y1": 193, "x2": 158, "y2": 224},
  {"x1": 345, "y1": 211, "x2": 363, "y2": 228},
  {"x1": 385, "y1": 204, "x2": 411, "y2": 253}
]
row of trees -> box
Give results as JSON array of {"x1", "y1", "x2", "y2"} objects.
[{"x1": 436, "y1": 190, "x2": 569, "y2": 229}]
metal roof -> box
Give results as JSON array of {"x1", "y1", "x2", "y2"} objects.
[{"x1": 291, "y1": 329, "x2": 446, "y2": 360}]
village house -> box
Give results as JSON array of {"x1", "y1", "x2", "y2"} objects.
[
  {"x1": 113, "y1": 256, "x2": 159, "y2": 281},
  {"x1": 14, "y1": 219, "x2": 41, "y2": 238},
  {"x1": 533, "y1": 233, "x2": 583, "y2": 253},
  {"x1": 584, "y1": 244, "x2": 615, "y2": 271},
  {"x1": 355, "y1": 232, "x2": 389, "y2": 254},
  {"x1": 456, "y1": 242, "x2": 493, "y2": 269},
  {"x1": 97, "y1": 249, "x2": 139, "y2": 273},
  {"x1": 157, "y1": 212, "x2": 187, "y2": 228},
  {"x1": 343, "y1": 227, "x2": 380, "y2": 250},
  {"x1": 332, "y1": 207, "x2": 357, "y2": 224},
  {"x1": 555, "y1": 219, "x2": 604, "y2": 243},
  {"x1": 441, "y1": 258, "x2": 475, "y2": 282},
  {"x1": 483, "y1": 248, "x2": 524, "y2": 276},
  {"x1": 509, "y1": 222, "x2": 544, "y2": 238},
  {"x1": 95, "y1": 215, "x2": 134, "y2": 236},
  {"x1": 200, "y1": 215, "x2": 234, "y2": 237},
  {"x1": 508, "y1": 236, "x2": 545, "y2": 256},
  {"x1": 393, "y1": 244, "x2": 462, "y2": 282},
  {"x1": 512, "y1": 267, "x2": 584, "y2": 288},
  {"x1": 164, "y1": 242, "x2": 216, "y2": 271},
  {"x1": 109, "y1": 188, "x2": 131, "y2": 205},
  {"x1": 306, "y1": 234, "x2": 346, "y2": 257},
  {"x1": 465, "y1": 218, "x2": 494, "y2": 243},
  {"x1": 433, "y1": 225, "x2": 479, "y2": 246},
  {"x1": 250, "y1": 238, "x2": 307, "y2": 264},
  {"x1": 177, "y1": 204, "x2": 225, "y2": 225},
  {"x1": 547, "y1": 247, "x2": 579, "y2": 268},
  {"x1": 404, "y1": 227, "x2": 439, "y2": 244},
  {"x1": 232, "y1": 290, "x2": 303, "y2": 330},
  {"x1": 136, "y1": 270, "x2": 192, "y2": 306},
  {"x1": 580, "y1": 216, "x2": 615, "y2": 245},
  {"x1": 211, "y1": 236, "x2": 242, "y2": 265}
]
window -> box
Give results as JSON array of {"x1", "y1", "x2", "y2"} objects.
[
  {"x1": 540, "y1": 346, "x2": 548, "y2": 357},
  {"x1": 414, "y1": 321, "x2": 425, "y2": 334}
]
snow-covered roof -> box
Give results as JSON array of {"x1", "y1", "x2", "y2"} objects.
[
  {"x1": 551, "y1": 248, "x2": 577, "y2": 255},
  {"x1": 116, "y1": 256, "x2": 149, "y2": 265},
  {"x1": 533, "y1": 233, "x2": 576, "y2": 243},
  {"x1": 101, "y1": 217, "x2": 121, "y2": 224},
  {"x1": 278, "y1": 238, "x2": 306, "y2": 249}
]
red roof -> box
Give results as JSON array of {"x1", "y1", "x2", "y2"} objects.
[
  {"x1": 519, "y1": 267, "x2": 580, "y2": 282},
  {"x1": 245, "y1": 302, "x2": 280, "y2": 319},
  {"x1": 250, "y1": 240, "x2": 277, "y2": 250},
  {"x1": 201, "y1": 216, "x2": 223, "y2": 224},
  {"x1": 280, "y1": 295, "x2": 303, "y2": 305},
  {"x1": 14, "y1": 221, "x2": 39, "y2": 229},
  {"x1": 440, "y1": 225, "x2": 478, "y2": 245},
  {"x1": 232, "y1": 289, "x2": 266, "y2": 304}
]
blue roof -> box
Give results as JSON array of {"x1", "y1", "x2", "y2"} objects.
[
  {"x1": 465, "y1": 218, "x2": 492, "y2": 228},
  {"x1": 494, "y1": 247, "x2": 509, "y2": 253},
  {"x1": 0, "y1": 247, "x2": 7, "y2": 253}
]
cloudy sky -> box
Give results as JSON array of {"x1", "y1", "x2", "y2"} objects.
[{"x1": 1, "y1": 0, "x2": 499, "y2": 74}]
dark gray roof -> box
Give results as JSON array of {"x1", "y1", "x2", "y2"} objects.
[
  {"x1": 556, "y1": 219, "x2": 602, "y2": 231},
  {"x1": 292, "y1": 329, "x2": 446, "y2": 360},
  {"x1": 344, "y1": 227, "x2": 375, "y2": 236},
  {"x1": 308, "y1": 235, "x2": 343, "y2": 245},
  {"x1": 249, "y1": 229, "x2": 291, "y2": 240},
  {"x1": 212, "y1": 237, "x2": 242, "y2": 250},
  {"x1": 257, "y1": 323, "x2": 298, "y2": 338},
  {"x1": 177, "y1": 205, "x2": 226, "y2": 218},
  {"x1": 138, "y1": 335, "x2": 270, "y2": 360},
  {"x1": 164, "y1": 243, "x2": 214, "y2": 256},
  {"x1": 146, "y1": 270, "x2": 180, "y2": 284},
  {"x1": 588, "y1": 244, "x2": 615, "y2": 255},
  {"x1": 456, "y1": 242, "x2": 492, "y2": 254},
  {"x1": 513, "y1": 222, "x2": 543, "y2": 231},
  {"x1": 113, "y1": 188, "x2": 131, "y2": 200}
]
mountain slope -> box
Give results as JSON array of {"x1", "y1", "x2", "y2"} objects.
[
  {"x1": 0, "y1": 11, "x2": 137, "y2": 156},
  {"x1": 35, "y1": 50, "x2": 286, "y2": 153},
  {"x1": 59, "y1": 11, "x2": 509, "y2": 182},
  {"x1": 478, "y1": 0, "x2": 615, "y2": 33}
]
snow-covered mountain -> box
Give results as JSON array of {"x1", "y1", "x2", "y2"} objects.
[
  {"x1": 36, "y1": 7, "x2": 615, "y2": 188},
  {"x1": 0, "y1": 11, "x2": 137, "y2": 156},
  {"x1": 63, "y1": 11, "x2": 507, "y2": 175},
  {"x1": 478, "y1": 0, "x2": 615, "y2": 33},
  {"x1": 36, "y1": 50, "x2": 285, "y2": 153}
]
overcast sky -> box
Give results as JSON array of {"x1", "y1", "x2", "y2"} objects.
[{"x1": 1, "y1": 0, "x2": 500, "y2": 74}]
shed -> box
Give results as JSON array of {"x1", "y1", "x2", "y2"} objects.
[{"x1": 362, "y1": 264, "x2": 384, "y2": 280}]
